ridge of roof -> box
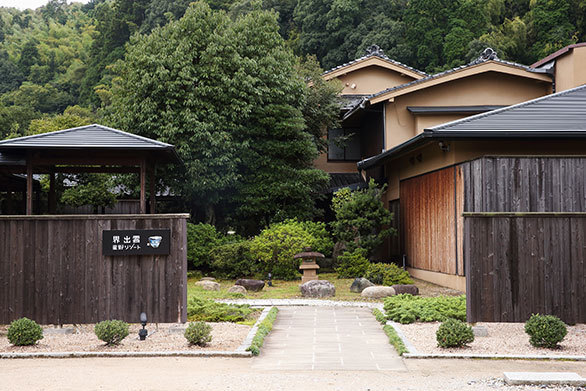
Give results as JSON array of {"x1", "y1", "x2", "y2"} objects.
[{"x1": 531, "y1": 42, "x2": 586, "y2": 68}]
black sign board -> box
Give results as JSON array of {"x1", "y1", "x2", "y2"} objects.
[{"x1": 102, "y1": 229, "x2": 171, "y2": 256}]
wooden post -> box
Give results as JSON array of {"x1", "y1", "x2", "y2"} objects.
[
  {"x1": 149, "y1": 163, "x2": 156, "y2": 214},
  {"x1": 48, "y1": 171, "x2": 56, "y2": 214},
  {"x1": 140, "y1": 159, "x2": 146, "y2": 214},
  {"x1": 26, "y1": 157, "x2": 33, "y2": 215}
]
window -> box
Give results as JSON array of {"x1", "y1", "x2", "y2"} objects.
[{"x1": 327, "y1": 128, "x2": 361, "y2": 161}]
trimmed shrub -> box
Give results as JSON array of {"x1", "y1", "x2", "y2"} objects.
[
  {"x1": 210, "y1": 240, "x2": 257, "y2": 279},
  {"x1": 364, "y1": 262, "x2": 413, "y2": 286},
  {"x1": 336, "y1": 248, "x2": 370, "y2": 278},
  {"x1": 187, "y1": 297, "x2": 255, "y2": 322},
  {"x1": 94, "y1": 320, "x2": 129, "y2": 345},
  {"x1": 372, "y1": 308, "x2": 387, "y2": 324},
  {"x1": 436, "y1": 319, "x2": 474, "y2": 348},
  {"x1": 7, "y1": 317, "x2": 43, "y2": 346},
  {"x1": 383, "y1": 324, "x2": 408, "y2": 355},
  {"x1": 290, "y1": 219, "x2": 334, "y2": 257},
  {"x1": 384, "y1": 294, "x2": 466, "y2": 324},
  {"x1": 524, "y1": 314, "x2": 567, "y2": 348},
  {"x1": 184, "y1": 321, "x2": 212, "y2": 346},
  {"x1": 187, "y1": 223, "x2": 226, "y2": 270},
  {"x1": 247, "y1": 307, "x2": 278, "y2": 356},
  {"x1": 250, "y1": 221, "x2": 313, "y2": 280}
]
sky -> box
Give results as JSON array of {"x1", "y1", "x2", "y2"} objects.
[{"x1": 0, "y1": 0, "x2": 90, "y2": 10}]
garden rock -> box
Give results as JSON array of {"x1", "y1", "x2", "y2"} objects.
[
  {"x1": 350, "y1": 277, "x2": 374, "y2": 293},
  {"x1": 195, "y1": 280, "x2": 220, "y2": 291},
  {"x1": 361, "y1": 286, "x2": 396, "y2": 299},
  {"x1": 300, "y1": 280, "x2": 335, "y2": 298},
  {"x1": 391, "y1": 284, "x2": 419, "y2": 295},
  {"x1": 235, "y1": 279, "x2": 265, "y2": 292},
  {"x1": 228, "y1": 285, "x2": 247, "y2": 294},
  {"x1": 201, "y1": 277, "x2": 216, "y2": 282}
]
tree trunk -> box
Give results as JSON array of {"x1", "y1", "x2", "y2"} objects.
[{"x1": 204, "y1": 204, "x2": 216, "y2": 226}]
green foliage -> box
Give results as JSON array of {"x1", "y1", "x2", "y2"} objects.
[
  {"x1": 247, "y1": 307, "x2": 278, "y2": 355},
  {"x1": 331, "y1": 179, "x2": 394, "y2": 256},
  {"x1": 187, "y1": 223, "x2": 227, "y2": 270},
  {"x1": 94, "y1": 320, "x2": 129, "y2": 345},
  {"x1": 372, "y1": 308, "x2": 387, "y2": 324},
  {"x1": 336, "y1": 248, "x2": 370, "y2": 278},
  {"x1": 187, "y1": 297, "x2": 255, "y2": 322},
  {"x1": 383, "y1": 324, "x2": 408, "y2": 355},
  {"x1": 436, "y1": 318, "x2": 475, "y2": 348},
  {"x1": 7, "y1": 317, "x2": 43, "y2": 346},
  {"x1": 59, "y1": 173, "x2": 117, "y2": 212},
  {"x1": 364, "y1": 263, "x2": 413, "y2": 286},
  {"x1": 209, "y1": 240, "x2": 257, "y2": 279},
  {"x1": 283, "y1": 219, "x2": 334, "y2": 257},
  {"x1": 250, "y1": 220, "x2": 314, "y2": 280},
  {"x1": 524, "y1": 314, "x2": 568, "y2": 348},
  {"x1": 184, "y1": 321, "x2": 213, "y2": 346},
  {"x1": 383, "y1": 294, "x2": 467, "y2": 324}
]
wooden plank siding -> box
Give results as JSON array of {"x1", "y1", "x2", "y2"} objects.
[
  {"x1": 400, "y1": 166, "x2": 465, "y2": 276},
  {"x1": 465, "y1": 213, "x2": 586, "y2": 324},
  {"x1": 0, "y1": 214, "x2": 188, "y2": 325}
]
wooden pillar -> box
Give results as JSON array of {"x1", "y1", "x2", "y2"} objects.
[
  {"x1": 140, "y1": 159, "x2": 146, "y2": 214},
  {"x1": 26, "y1": 157, "x2": 33, "y2": 215},
  {"x1": 48, "y1": 171, "x2": 56, "y2": 214},
  {"x1": 149, "y1": 163, "x2": 156, "y2": 214}
]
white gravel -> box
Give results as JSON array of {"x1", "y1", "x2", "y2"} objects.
[
  {"x1": 0, "y1": 322, "x2": 251, "y2": 353},
  {"x1": 399, "y1": 322, "x2": 586, "y2": 356}
]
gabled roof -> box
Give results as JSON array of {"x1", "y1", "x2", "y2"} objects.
[
  {"x1": 531, "y1": 43, "x2": 586, "y2": 68},
  {"x1": 323, "y1": 45, "x2": 427, "y2": 81},
  {"x1": 0, "y1": 124, "x2": 173, "y2": 150}
]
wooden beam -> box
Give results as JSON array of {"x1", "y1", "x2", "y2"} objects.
[
  {"x1": 149, "y1": 163, "x2": 156, "y2": 214},
  {"x1": 51, "y1": 166, "x2": 141, "y2": 174},
  {"x1": 140, "y1": 159, "x2": 146, "y2": 214},
  {"x1": 26, "y1": 157, "x2": 33, "y2": 215}
]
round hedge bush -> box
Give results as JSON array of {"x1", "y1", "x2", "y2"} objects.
[
  {"x1": 524, "y1": 314, "x2": 567, "y2": 348},
  {"x1": 184, "y1": 321, "x2": 212, "y2": 346},
  {"x1": 436, "y1": 318, "x2": 474, "y2": 348},
  {"x1": 94, "y1": 320, "x2": 129, "y2": 345},
  {"x1": 7, "y1": 317, "x2": 43, "y2": 346}
]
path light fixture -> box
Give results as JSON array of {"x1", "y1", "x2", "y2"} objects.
[
  {"x1": 267, "y1": 273, "x2": 273, "y2": 287},
  {"x1": 139, "y1": 312, "x2": 148, "y2": 341}
]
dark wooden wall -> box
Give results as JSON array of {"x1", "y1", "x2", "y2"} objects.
[
  {"x1": 0, "y1": 214, "x2": 188, "y2": 325},
  {"x1": 465, "y1": 213, "x2": 585, "y2": 324}
]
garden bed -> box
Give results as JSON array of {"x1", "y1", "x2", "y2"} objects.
[
  {"x1": 0, "y1": 322, "x2": 251, "y2": 353},
  {"x1": 398, "y1": 322, "x2": 586, "y2": 356}
]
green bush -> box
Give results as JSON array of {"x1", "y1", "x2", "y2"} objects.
[
  {"x1": 94, "y1": 320, "x2": 129, "y2": 345},
  {"x1": 184, "y1": 321, "x2": 212, "y2": 346},
  {"x1": 250, "y1": 221, "x2": 314, "y2": 280},
  {"x1": 210, "y1": 240, "x2": 258, "y2": 279},
  {"x1": 524, "y1": 314, "x2": 567, "y2": 348},
  {"x1": 436, "y1": 319, "x2": 474, "y2": 348},
  {"x1": 7, "y1": 317, "x2": 43, "y2": 346},
  {"x1": 187, "y1": 297, "x2": 255, "y2": 322},
  {"x1": 336, "y1": 248, "x2": 370, "y2": 278},
  {"x1": 247, "y1": 307, "x2": 278, "y2": 356},
  {"x1": 372, "y1": 308, "x2": 387, "y2": 324},
  {"x1": 285, "y1": 219, "x2": 334, "y2": 257},
  {"x1": 365, "y1": 262, "x2": 413, "y2": 286},
  {"x1": 187, "y1": 223, "x2": 227, "y2": 270},
  {"x1": 384, "y1": 294, "x2": 466, "y2": 324}
]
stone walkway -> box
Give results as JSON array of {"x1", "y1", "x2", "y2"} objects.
[{"x1": 252, "y1": 306, "x2": 406, "y2": 371}]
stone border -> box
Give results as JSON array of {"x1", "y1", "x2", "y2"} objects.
[
  {"x1": 388, "y1": 321, "x2": 586, "y2": 362},
  {"x1": 217, "y1": 299, "x2": 382, "y2": 308},
  {"x1": 0, "y1": 309, "x2": 277, "y2": 360}
]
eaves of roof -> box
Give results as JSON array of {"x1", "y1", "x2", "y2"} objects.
[
  {"x1": 531, "y1": 42, "x2": 586, "y2": 68},
  {"x1": 323, "y1": 53, "x2": 427, "y2": 80}
]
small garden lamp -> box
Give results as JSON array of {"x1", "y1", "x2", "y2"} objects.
[
  {"x1": 139, "y1": 312, "x2": 148, "y2": 341},
  {"x1": 267, "y1": 272, "x2": 273, "y2": 287}
]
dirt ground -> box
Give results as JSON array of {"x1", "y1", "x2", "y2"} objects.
[{"x1": 0, "y1": 356, "x2": 584, "y2": 391}]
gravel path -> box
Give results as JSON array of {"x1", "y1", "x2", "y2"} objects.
[
  {"x1": 399, "y1": 322, "x2": 586, "y2": 356},
  {"x1": 0, "y1": 322, "x2": 250, "y2": 353}
]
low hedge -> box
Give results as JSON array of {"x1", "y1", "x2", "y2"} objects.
[
  {"x1": 247, "y1": 307, "x2": 278, "y2": 356},
  {"x1": 187, "y1": 297, "x2": 256, "y2": 322},
  {"x1": 383, "y1": 324, "x2": 408, "y2": 355},
  {"x1": 372, "y1": 308, "x2": 387, "y2": 324},
  {"x1": 383, "y1": 294, "x2": 466, "y2": 324}
]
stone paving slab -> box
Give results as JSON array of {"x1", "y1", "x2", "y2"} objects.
[
  {"x1": 218, "y1": 299, "x2": 383, "y2": 308},
  {"x1": 252, "y1": 307, "x2": 405, "y2": 371},
  {"x1": 503, "y1": 372, "x2": 585, "y2": 386}
]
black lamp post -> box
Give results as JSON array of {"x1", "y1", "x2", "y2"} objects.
[
  {"x1": 139, "y1": 312, "x2": 148, "y2": 341},
  {"x1": 267, "y1": 273, "x2": 273, "y2": 287}
]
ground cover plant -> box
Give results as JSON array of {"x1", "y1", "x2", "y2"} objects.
[
  {"x1": 524, "y1": 314, "x2": 567, "y2": 348},
  {"x1": 7, "y1": 317, "x2": 43, "y2": 346},
  {"x1": 247, "y1": 307, "x2": 279, "y2": 356},
  {"x1": 364, "y1": 262, "x2": 413, "y2": 286},
  {"x1": 436, "y1": 319, "x2": 474, "y2": 348},
  {"x1": 184, "y1": 321, "x2": 213, "y2": 346},
  {"x1": 372, "y1": 308, "x2": 387, "y2": 324},
  {"x1": 187, "y1": 297, "x2": 256, "y2": 322},
  {"x1": 384, "y1": 294, "x2": 466, "y2": 324},
  {"x1": 383, "y1": 324, "x2": 408, "y2": 355},
  {"x1": 94, "y1": 320, "x2": 129, "y2": 346}
]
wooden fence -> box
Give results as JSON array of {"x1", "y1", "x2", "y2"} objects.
[
  {"x1": 0, "y1": 214, "x2": 188, "y2": 325},
  {"x1": 464, "y1": 213, "x2": 586, "y2": 324}
]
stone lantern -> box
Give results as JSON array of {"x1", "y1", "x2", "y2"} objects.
[{"x1": 294, "y1": 247, "x2": 324, "y2": 283}]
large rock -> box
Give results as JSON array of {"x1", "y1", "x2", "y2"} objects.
[
  {"x1": 195, "y1": 280, "x2": 220, "y2": 291},
  {"x1": 391, "y1": 284, "x2": 419, "y2": 295},
  {"x1": 201, "y1": 277, "x2": 216, "y2": 282},
  {"x1": 300, "y1": 280, "x2": 335, "y2": 298},
  {"x1": 350, "y1": 277, "x2": 375, "y2": 293},
  {"x1": 361, "y1": 286, "x2": 396, "y2": 299},
  {"x1": 235, "y1": 279, "x2": 265, "y2": 292},
  {"x1": 228, "y1": 285, "x2": 247, "y2": 294}
]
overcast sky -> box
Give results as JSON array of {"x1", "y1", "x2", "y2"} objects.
[{"x1": 0, "y1": 0, "x2": 90, "y2": 10}]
